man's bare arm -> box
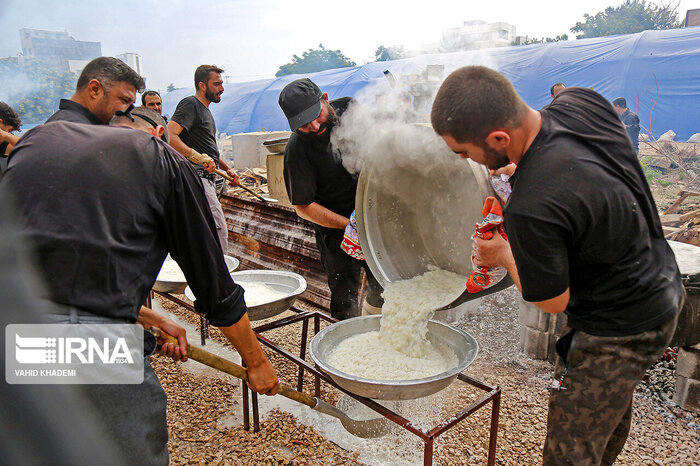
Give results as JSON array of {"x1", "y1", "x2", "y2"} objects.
[
  {"x1": 294, "y1": 202, "x2": 349, "y2": 230},
  {"x1": 0, "y1": 128, "x2": 20, "y2": 155},
  {"x1": 166, "y1": 120, "x2": 216, "y2": 172},
  {"x1": 218, "y1": 313, "x2": 279, "y2": 395}
]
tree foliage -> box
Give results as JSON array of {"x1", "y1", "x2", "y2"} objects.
[
  {"x1": 374, "y1": 45, "x2": 406, "y2": 62},
  {"x1": 513, "y1": 34, "x2": 569, "y2": 46},
  {"x1": 0, "y1": 59, "x2": 77, "y2": 125},
  {"x1": 571, "y1": 0, "x2": 682, "y2": 39},
  {"x1": 275, "y1": 44, "x2": 356, "y2": 77}
]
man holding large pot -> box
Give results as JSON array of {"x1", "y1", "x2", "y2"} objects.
[
  {"x1": 431, "y1": 66, "x2": 681, "y2": 465},
  {"x1": 278, "y1": 78, "x2": 383, "y2": 320}
]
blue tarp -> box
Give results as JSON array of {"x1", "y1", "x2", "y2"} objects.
[{"x1": 163, "y1": 27, "x2": 700, "y2": 141}]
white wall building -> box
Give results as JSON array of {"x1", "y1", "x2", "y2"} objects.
[{"x1": 116, "y1": 52, "x2": 143, "y2": 76}]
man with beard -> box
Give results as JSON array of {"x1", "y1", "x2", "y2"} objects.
[
  {"x1": 431, "y1": 66, "x2": 681, "y2": 465},
  {"x1": 47, "y1": 56, "x2": 144, "y2": 125},
  {"x1": 278, "y1": 78, "x2": 384, "y2": 320},
  {"x1": 168, "y1": 65, "x2": 238, "y2": 252}
]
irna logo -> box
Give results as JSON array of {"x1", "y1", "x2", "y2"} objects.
[{"x1": 15, "y1": 334, "x2": 135, "y2": 365}]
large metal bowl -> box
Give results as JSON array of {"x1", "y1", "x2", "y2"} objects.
[
  {"x1": 185, "y1": 269, "x2": 306, "y2": 321},
  {"x1": 310, "y1": 315, "x2": 478, "y2": 400},
  {"x1": 153, "y1": 255, "x2": 239, "y2": 294}
]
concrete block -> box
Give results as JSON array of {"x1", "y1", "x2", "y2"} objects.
[
  {"x1": 677, "y1": 346, "x2": 700, "y2": 379},
  {"x1": 550, "y1": 312, "x2": 569, "y2": 335},
  {"x1": 519, "y1": 300, "x2": 549, "y2": 331},
  {"x1": 673, "y1": 375, "x2": 700, "y2": 413},
  {"x1": 520, "y1": 326, "x2": 551, "y2": 360}
]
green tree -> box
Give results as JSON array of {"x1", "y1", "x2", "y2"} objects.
[
  {"x1": 374, "y1": 45, "x2": 406, "y2": 62},
  {"x1": 166, "y1": 83, "x2": 176, "y2": 92},
  {"x1": 275, "y1": 44, "x2": 356, "y2": 77},
  {"x1": 0, "y1": 59, "x2": 77, "y2": 124},
  {"x1": 571, "y1": 0, "x2": 682, "y2": 39}
]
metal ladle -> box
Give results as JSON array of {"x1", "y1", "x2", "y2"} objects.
[
  {"x1": 150, "y1": 327, "x2": 389, "y2": 438},
  {"x1": 432, "y1": 275, "x2": 514, "y2": 313}
]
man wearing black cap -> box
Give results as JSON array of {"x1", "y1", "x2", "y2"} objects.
[{"x1": 278, "y1": 78, "x2": 384, "y2": 320}]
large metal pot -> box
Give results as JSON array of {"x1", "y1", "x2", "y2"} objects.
[
  {"x1": 310, "y1": 315, "x2": 478, "y2": 400},
  {"x1": 355, "y1": 124, "x2": 497, "y2": 287}
]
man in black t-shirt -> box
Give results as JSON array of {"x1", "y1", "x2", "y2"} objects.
[
  {"x1": 278, "y1": 78, "x2": 384, "y2": 320},
  {"x1": 46, "y1": 56, "x2": 145, "y2": 125},
  {"x1": 612, "y1": 97, "x2": 641, "y2": 153},
  {"x1": 168, "y1": 65, "x2": 239, "y2": 253},
  {"x1": 432, "y1": 66, "x2": 681, "y2": 465}
]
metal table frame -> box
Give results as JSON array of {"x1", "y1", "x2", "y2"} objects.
[
  {"x1": 245, "y1": 307, "x2": 501, "y2": 466},
  {"x1": 149, "y1": 291, "x2": 500, "y2": 465}
]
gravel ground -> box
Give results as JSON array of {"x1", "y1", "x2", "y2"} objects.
[{"x1": 152, "y1": 288, "x2": 699, "y2": 465}]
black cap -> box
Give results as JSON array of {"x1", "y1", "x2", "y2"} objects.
[{"x1": 278, "y1": 78, "x2": 323, "y2": 131}]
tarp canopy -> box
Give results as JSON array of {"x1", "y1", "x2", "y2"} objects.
[{"x1": 163, "y1": 27, "x2": 700, "y2": 141}]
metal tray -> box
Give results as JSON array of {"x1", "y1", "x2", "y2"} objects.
[
  {"x1": 153, "y1": 255, "x2": 239, "y2": 294},
  {"x1": 185, "y1": 269, "x2": 306, "y2": 321},
  {"x1": 310, "y1": 315, "x2": 478, "y2": 400}
]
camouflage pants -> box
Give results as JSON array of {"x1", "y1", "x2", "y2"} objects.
[{"x1": 543, "y1": 313, "x2": 678, "y2": 465}]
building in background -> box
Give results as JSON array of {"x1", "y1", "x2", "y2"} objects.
[
  {"x1": 417, "y1": 20, "x2": 516, "y2": 54},
  {"x1": 115, "y1": 52, "x2": 142, "y2": 76},
  {"x1": 686, "y1": 8, "x2": 700, "y2": 27},
  {"x1": 19, "y1": 28, "x2": 101, "y2": 73}
]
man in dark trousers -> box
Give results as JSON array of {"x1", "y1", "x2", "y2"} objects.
[
  {"x1": 278, "y1": 78, "x2": 383, "y2": 320},
  {"x1": 612, "y1": 97, "x2": 641, "y2": 153},
  {"x1": 431, "y1": 66, "x2": 681, "y2": 465},
  {"x1": 46, "y1": 56, "x2": 144, "y2": 125},
  {"x1": 167, "y1": 65, "x2": 238, "y2": 253},
  {"x1": 2, "y1": 120, "x2": 278, "y2": 465}
]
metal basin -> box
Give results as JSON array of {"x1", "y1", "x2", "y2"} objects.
[
  {"x1": 153, "y1": 255, "x2": 239, "y2": 294},
  {"x1": 262, "y1": 137, "x2": 289, "y2": 154},
  {"x1": 309, "y1": 315, "x2": 478, "y2": 400},
  {"x1": 186, "y1": 269, "x2": 306, "y2": 321},
  {"x1": 354, "y1": 124, "x2": 504, "y2": 311}
]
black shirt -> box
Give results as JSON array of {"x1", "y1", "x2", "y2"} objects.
[
  {"x1": 620, "y1": 108, "x2": 640, "y2": 152},
  {"x1": 170, "y1": 96, "x2": 220, "y2": 181},
  {"x1": 505, "y1": 88, "x2": 681, "y2": 336},
  {"x1": 2, "y1": 121, "x2": 246, "y2": 327},
  {"x1": 46, "y1": 99, "x2": 102, "y2": 125},
  {"x1": 283, "y1": 97, "x2": 357, "y2": 220}
]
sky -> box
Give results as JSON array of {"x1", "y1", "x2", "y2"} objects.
[{"x1": 1, "y1": 0, "x2": 695, "y2": 92}]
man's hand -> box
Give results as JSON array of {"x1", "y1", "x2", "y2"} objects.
[
  {"x1": 225, "y1": 168, "x2": 240, "y2": 185},
  {"x1": 473, "y1": 232, "x2": 514, "y2": 269},
  {"x1": 186, "y1": 149, "x2": 215, "y2": 172},
  {"x1": 155, "y1": 319, "x2": 189, "y2": 362},
  {"x1": 137, "y1": 306, "x2": 188, "y2": 362},
  {"x1": 246, "y1": 358, "x2": 279, "y2": 395}
]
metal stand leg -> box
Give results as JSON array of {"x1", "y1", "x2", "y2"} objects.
[{"x1": 242, "y1": 379, "x2": 250, "y2": 431}]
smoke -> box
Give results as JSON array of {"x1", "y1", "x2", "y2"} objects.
[{"x1": 331, "y1": 71, "x2": 448, "y2": 179}]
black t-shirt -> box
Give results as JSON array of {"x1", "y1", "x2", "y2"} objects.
[
  {"x1": 283, "y1": 97, "x2": 358, "y2": 221},
  {"x1": 2, "y1": 121, "x2": 246, "y2": 327},
  {"x1": 46, "y1": 99, "x2": 102, "y2": 125},
  {"x1": 170, "y1": 96, "x2": 220, "y2": 181},
  {"x1": 505, "y1": 87, "x2": 681, "y2": 336}
]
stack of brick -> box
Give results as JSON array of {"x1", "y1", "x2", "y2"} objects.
[
  {"x1": 674, "y1": 345, "x2": 700, "y2": 412},
  {"x1": 518, "y1": 300, "x2": 567, "y2": 363}
]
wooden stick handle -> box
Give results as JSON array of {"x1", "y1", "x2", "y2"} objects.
[{"x1": 151, "y1": 327, "x2": 316, "y2": 408}]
